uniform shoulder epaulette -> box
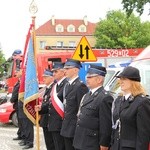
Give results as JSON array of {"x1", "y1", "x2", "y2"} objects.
[
  {"x1": 102, "y1": 89, "x2": 109, "y2": 95},
  {"x1": 139, "y1": 94, "x2": 146, "y2": 97},
  {"x1": 140, "y1": 94, "x2": 149, "y2": 98},
  {"x1": 146, "y1": 95, "x2": 150, "y2": 100},
  {"x1": 139, "y1": 94, "x2": 150, "y2": 101}
]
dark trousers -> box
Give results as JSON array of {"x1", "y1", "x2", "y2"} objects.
[
  {"x1": 16, "y1": 110, "x2": 25, "y2": 139},
  {"x1": 52, "y1": 131, "x2": 65, "y2": 150},
  {"x1": 17, "y1": 118, "x2": 26, "y2": 139},
  {"x1": 64, "y1": 137, "x2": 75, "y2": 150},
  {"x1": 16, "y1": 110, "x2": 22, "y2": 138},
  {"x1": 22, "y1": 118, "x2": 34, "y2": 145},
  {"x1": 43, "y1": 127, "x2": 55, "y2": 150}
]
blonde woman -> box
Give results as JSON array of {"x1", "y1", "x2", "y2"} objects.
[{"x1": 110, "y1": 66, "x2": 150, "y2": 150}]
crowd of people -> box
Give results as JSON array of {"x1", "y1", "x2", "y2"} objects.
[{"x1": 10, "y1": 58, "x2": 150, "y2": 150}]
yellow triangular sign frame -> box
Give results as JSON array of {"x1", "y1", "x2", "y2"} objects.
[{"x1": 72, "y1": 36, "x2": 97, "y2": 62}]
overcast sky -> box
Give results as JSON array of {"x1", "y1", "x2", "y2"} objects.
[{"x1": 0, "y1": 0, "x2": 149, "y2": 59}]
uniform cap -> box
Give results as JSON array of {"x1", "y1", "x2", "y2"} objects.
[
  {"x1": 43, "y1": 69, "x2": 53, "y2": 77},
  {"x1": 116, "y1": 66, "x2": 141, "y2": 82},
  {"x1": 64, "y1": 58, "x2": 82, "y2": 69},
  {"x1": 51, "y1": 62, "x2": 64, "y2": 71},
  {"x1": 86, "y1": 64, "x2": 107, "y2": 77}
]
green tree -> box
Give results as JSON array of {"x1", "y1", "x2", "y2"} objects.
[
  {"x1": 0, "y1": 50, "x2": 6, "y2": 78},
  {"x1": 122, "y1": 0, "x2": 150, "y2": 16},
  {"x1": 94, "y1": 10, "x2": 150, "y2": 49}
]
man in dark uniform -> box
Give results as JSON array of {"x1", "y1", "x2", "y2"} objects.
[
  {"x1": 48, "y1": 62, "x2": 67, "y2": 150},
  {"x1": 18, "y1": 97, "x2": 34, "y2": 149},
  {"x1": 17, "y1": 75, "x2": 34, "y2": 149},
  {"x1": 73, "y1": 64, "x2": 113, "y2": 150},
  {"x1": 10, "y1": 69, "x2": 25, "y2": 141},
  {"x1": 35, "y1": 69, "x2": 55, "y2": 150},
  {"x1": 10, "y1": 69, "x2": 34, "y2": 149},
  {"x1": 60, "y1": 59, "x2": 89, "y2": 150}
]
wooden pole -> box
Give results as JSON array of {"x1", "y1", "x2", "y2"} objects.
[{"x1": 32, "y1": 16, "x2": 40, "y2": 150}]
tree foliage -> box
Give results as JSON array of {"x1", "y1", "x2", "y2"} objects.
[
  {"x1": 94, "y1": 10, "x2": 150, "y2": 49},
  {"x1": 122, "y1": 0, "x2": 150, "y2": 16},
  {"x1": 0, "y1": 50, "x2": 6, "y2": 78}
]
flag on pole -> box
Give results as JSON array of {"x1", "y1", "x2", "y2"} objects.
[
  {"x1": 18, "y1": 24, "x2": 33, "y2": 101},
  {"x1": 24, "y1": 36, "x2": 39, "y2": 124}
]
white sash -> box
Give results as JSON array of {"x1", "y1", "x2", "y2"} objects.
[{"x1": 51, "y1": 84, "x2": 64, "y2": 118}]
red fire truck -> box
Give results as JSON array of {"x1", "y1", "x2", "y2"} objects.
[{"x1": 5, "y1": 48, "x2": 143, "y2": 93}]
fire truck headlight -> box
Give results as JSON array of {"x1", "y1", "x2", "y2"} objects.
[{"x1": 0, "y1": 108, "x2": 7, "y2": 113}]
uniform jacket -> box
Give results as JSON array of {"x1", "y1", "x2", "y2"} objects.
[
  {"x1": 18, "y1": 100, "x2": 27, "y2": 118},
  {"x1": 60, "y1": 77, "x2": 89, "y2": 138},
  {"x1": 10, "y1": 80, "x2": 20, "y2": 110},
  {"x1": 10, "y1": 80, "x2": 26, "y2": 118},
  {"x1": 39, "y1": 83, "x2": 54, "y2": 127},
  {"x1": 73, "y1": 86, "x2": 113, "y2": 150},
  {"x1": 110, "y1": 95, "x2": 150, "y2": 150},
  {"x1": 48, "y1": 78, "x2": 68, "y2": 131}
]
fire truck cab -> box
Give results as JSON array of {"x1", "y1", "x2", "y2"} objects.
[{"x1": 5, "y1": 51, "x2": 74, "y2": 93}]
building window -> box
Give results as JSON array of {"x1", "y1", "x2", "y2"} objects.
[
  {"x1": 67, "y1": 24, "x2": 75, "y2": 32},
  {"x1": 78, "y1": 25, "x2": 86, "y2": 32},
  {"x1": 56, "y1": 41, "x2": 63, "y2": 48},
  {"x1": 56, "y1": 24, "x2": 64, "y2": 32},
  {"x1": 69, "y1": 41, "x2": 76, "y2": 48},
  {"x1": 39, "y1": 41, "x2": 46, "y2": 49}
]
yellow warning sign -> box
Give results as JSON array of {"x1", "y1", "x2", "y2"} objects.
[{"x1": 72, "y1": 36, "x2": 97, "y2": 62}]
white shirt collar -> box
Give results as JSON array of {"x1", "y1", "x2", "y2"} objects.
[
  {"x1": 90, "y1": 86, "x2": 102, "y2": 95},
  {"x1": 124, "y1": 93, "x2": 131, "y2": 100},
  {"x1": 57, "y1": 77, "x2": 66, "y2": 85},
  {"x1": 47, "y1": 82, "x2": 54, "y2": 88},
  {"x1": 68, "y1": 76, "x2": 78, "y2": 85}
]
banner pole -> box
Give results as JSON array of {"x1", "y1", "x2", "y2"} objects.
[{"x1": 32, "y1": 16, "x2": 40, "y2": 150}]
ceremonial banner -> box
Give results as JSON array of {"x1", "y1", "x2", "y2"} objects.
[
  {"x1": 18, "y1": 24, "x2": 33, "y2": 101},
  {"x1": 24, "y1": 37, "x2": 39, "y2": 124}
]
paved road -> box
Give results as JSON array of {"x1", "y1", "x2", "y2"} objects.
[{"x1": 0, "y1": 122, "x2": 46, "y2": 150}]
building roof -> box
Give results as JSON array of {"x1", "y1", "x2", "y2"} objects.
[{"x1": 36, "y1": 18, "x2": 97, "y2": 36}]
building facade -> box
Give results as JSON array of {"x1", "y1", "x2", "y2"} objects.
[{"x1": 35, "y1": 16, "x2": 97, "y2": 53}]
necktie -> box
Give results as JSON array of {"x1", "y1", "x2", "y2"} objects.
[
  {"x1": 44, "y1": 87, "x2": 49, "y2": 95},
  {"x1": 89, "y1": 91, "x2": 92, "y2": 95},
  {"x1": 120, "y1": 96, "x2": 125, "y2": 110},
  {"x1": 56, "y1": 84, "x2": 59, "y2": 89},
  {"x1": 122, "y1": 96, "x2": 126, "y2": 102},
  {"x1": 64, "y1": 82, "x2": 70, "y2": 97},
  {"x1": 44, "y1": 87, "x2": 48, "y2": 93},
  {"x1": 66, "y1": 83, "x2": 70, "y2": 90}
]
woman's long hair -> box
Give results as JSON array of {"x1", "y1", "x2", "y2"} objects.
[
  {"x1": 130, "y1": 81, "x2": 146, "y2": 97},
  {"x1": 119, "y1": 80, "x2": 147, "y2": 97}
]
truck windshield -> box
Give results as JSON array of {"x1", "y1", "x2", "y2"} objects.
[{"x1": 104, "y1": 70, "x2": 118, "y2": 87}]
